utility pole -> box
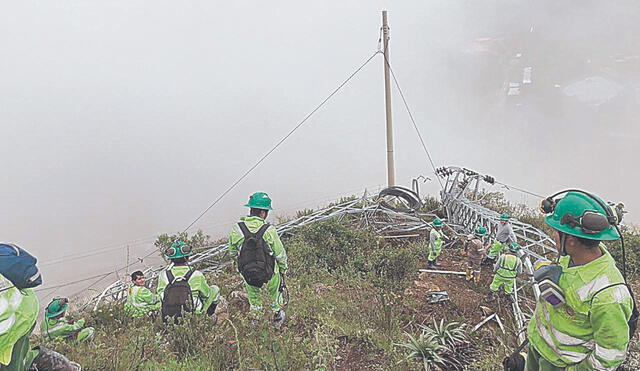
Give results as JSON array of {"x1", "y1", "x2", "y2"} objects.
[{"x1": 382, "y1": 10, "x2": 395, "y2": 187}]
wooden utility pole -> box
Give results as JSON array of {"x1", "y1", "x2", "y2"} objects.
[{"x1": 382, "y1": 10, "x2": 395, "y2": 187}]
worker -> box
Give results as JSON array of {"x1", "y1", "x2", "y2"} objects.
[
  {"x1": 157, "y1": 241, "x2": 220, "y2": 321},
  {"x1": 465, "y1": 226, "x2": 488, "y2": 282},
  {"x1": 486, "y1": 242, "x2": 522, "y2": 301},
  {"x1": 527, "y1": 191, "x2": 634, "y2": 370},
  {"x1": 125, "y1": 270, "x2": 160, "y2": 318},
  {"x1": 0, "y1": 275, "x2": 39, "y2": 370},
  {"x1": 228, "y1": 192, "x2": 288, "y2": 327},
  {"x1": 486, "y1": 213, "x2": 517, "y2": 262},
  {"x1": 427, "y1": 218, "x2": 446, "y2": 269},
  {"x1": 41, "y1": 298, "x2": 95, "y2": 343}
]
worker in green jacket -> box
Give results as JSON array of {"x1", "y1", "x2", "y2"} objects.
[
  {"x1": 0, "y1": 274, "x2": 39, "y2": 371},
  {"x1": 486, "y1": 242, "x2": 523, "y2": 301},
  {"x1": 41, "y1": 298, "x2": 95, "y2": 343},
  {"x1": 527, "y1": 191, "x2": 634, "y2": 370},
  {"x1": 427, "y1": 218, "x2": 446, "y2": 269},
  {"x1": 125, "y1": 270, "x2": 160, "y2": 317},
  {"x1": 157, "y1": 241, "x2": 220, "y2": 317},
  {"x1": 228, "y1": 192, "x2": 288, "y2": 327}
]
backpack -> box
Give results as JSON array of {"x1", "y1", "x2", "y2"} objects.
[
  {"x1": 0, "y1": 243, "x2": 42, "y2": 290},
  {"x1": 237, "y1": 222, "x2": 275, "y2": 288},
  {"x1": 161, "y1": 268, "x2": 195, "y2": 323},
  {"x1": 589, "y1": 282, "x2": 639, "y2": 339}
]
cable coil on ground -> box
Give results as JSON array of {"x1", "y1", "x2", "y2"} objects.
[{"x1": 377, "y1": 186, "x2": 422, "y2": 212}]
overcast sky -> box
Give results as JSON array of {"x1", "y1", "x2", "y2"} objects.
[{"x1": 1, "y1": 1, "x2": 638, "y2": 301}]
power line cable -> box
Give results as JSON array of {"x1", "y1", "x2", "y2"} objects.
[
  {"x1": 382, "y1": 53, "x2": 444, "y2": 189},
  {"x1": 182, "y1": 50, "x2": 381, "y2": 233},
  {"x1": 495, "y1": 181, "x2": 545, "y2": 199},
  {"x1": 71, "y1": 50, "x2": 382, "y2": 299}
]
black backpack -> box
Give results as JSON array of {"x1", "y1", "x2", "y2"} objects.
[
  {"x1": 161, "y1": 268, "x2": 195, "y2": 323},
  {"x1": 237, "y1": 222, "x2": 275, "y2": 288}
]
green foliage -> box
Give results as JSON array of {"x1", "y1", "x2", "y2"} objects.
[
  {"x1": 606, "y1": 225, "x2": 640, "y2": 278},
  {"x1": 420, "y1": 195, "x2": 442, "y2": 215},
  {"x1": 154, "y1": 230, "x2": 212, "y2": 258},
  {"x1": 395, "y1": 331, "x2": 448, "y2": 371},
  {"x1": 419, "y1": 319, "x2": 468, "y2": 350},
  {"x1": 397, "y1": 319, "x2": 469, "y2": 370}
]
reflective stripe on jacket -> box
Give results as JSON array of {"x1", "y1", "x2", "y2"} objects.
[
  {"x1": 527, "y1": 245, "x2": 633, "y2": 370},
  {"x1": 494, "y1": 254, "x2": 522, "y2": 279},
  {"x1": 429, "y1": 229, "x2": 443, "y2": 254},
  {"x1": 0, "y1": 275, "x2": 38, "y2": 366},
  {"x1": 40, "y1": 317, "x2": 85, "y2": 340},
  {"x1": 125, "y1": 285, "x2": 160, "y2": 317}
]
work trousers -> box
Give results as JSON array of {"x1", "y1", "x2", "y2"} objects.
[
  {"x1": 246, "y1": 272, "x2": 283, "y2": 312},
  {"x1": 467, "y1": 256, "x2": 482, "y2": 274},
  {"x1": 490, "y1": 274, "x2": 516, "y2": 294},
  {"x1": 427, "y1": 245, "x2": 442, "y2": 262},
  {"x1": 526, "y1": 346, "x2": 563, "y2": 371}
]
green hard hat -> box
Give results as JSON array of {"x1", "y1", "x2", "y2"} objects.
[
  {"x1": 545, "y1": 191, "x2": 620, "y2": 240},
  {"x1": 45, "y1": 298, "x2": 68, "y2": 318},
  {"x1": 166, "y1": 240, "x2": 192, "y2": 259},
  {"x1": 509, "y1": 242, "x2": 521, "y2": 252},
  {"x1": 244, "y1": 192, "x2": 273, "y2": 210},
  {"x1": 432, "y1": 218, "x2": 443, "y2": 227},
  {"x1": 500, "y1": 213, "x2": 510, "y2": 221},
  {"x1": 474, "y1": 226, "x2": 487, "y2": 236}
]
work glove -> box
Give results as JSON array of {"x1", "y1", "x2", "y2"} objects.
[{"x1": 460, "y1": 250, "x2": 467, "y2": 257}]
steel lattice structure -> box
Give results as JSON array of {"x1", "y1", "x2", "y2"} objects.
[
  {"x1": 436, "y1": 166, "x2": 557, "y2": 341},
  {"x1": 84, "y1": 168, "x2": 557, "y2": 344},
  {"x1": 82, "y1": 191, "x2": 438, "y2": 311}
]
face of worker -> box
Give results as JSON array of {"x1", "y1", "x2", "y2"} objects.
[
  {"x1": 500, "y1": 220, "x2": 508, "y2": 225},
  {"x1": 553, "y1": 230, "x2": 579, "y2": 256},
  {"x1": 133, "y1": 276, "x2": 146, "y2": 286}
]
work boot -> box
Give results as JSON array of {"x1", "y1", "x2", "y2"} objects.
[
  {"x1": 473, "y1": 272, "x2": 481, "y2": 283},
  {"x1": 427, "y1": 260, "x2": 436, "y2": 269},
  {"x1": 465, "y1": 268, "x2": 473, "y2": 281},
  {"x1": 273, "y1": 309, "x2": 286, "y2": 329},
  {"x1": 484, "y1": 290, "x2": 495, "y2": 302},
  {"x1": 433, "y1": 258, "x2": 441, "y2": 267}
]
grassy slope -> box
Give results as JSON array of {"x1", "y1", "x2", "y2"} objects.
[{"x1": 37, "y1": 200, "x2": 640, "y2": 370}]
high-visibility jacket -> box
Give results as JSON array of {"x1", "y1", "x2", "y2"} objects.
[
  {"x1": 527, "y1": 245, "x2": 633, "y2": 370},
  {"x1": 125, "y1": 285, "x2": 160, "y2": 317},
  {"x1": 429, "y1": 229, "x2": 443, "y2": 254},
  {"x1": 228, "y1": 216, "x2": 288, "y2": 276},
  {"x1": 0, "y1": 275, "x2": 38, "y2": 367},
  {"x1": 157, "y1": 265, "x2": 220, "y2": 313},
  {"x1": 494, "y1": 253, "x2": 523, "y2": 279},
  {"x1": 40, "y1": 317, "x2": 87, "y2": 340}
]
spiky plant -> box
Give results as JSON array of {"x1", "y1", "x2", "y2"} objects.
[
  {"x1": 395, "y1": 332, "x2": 449, "y2": 371},
  {"x1": 420, "y1": 319, "x2": 468, "y2": 349}
]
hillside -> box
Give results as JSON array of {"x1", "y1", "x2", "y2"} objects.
[{"x1": 39, "y1": 196, "x2": 640, "y2": 370}]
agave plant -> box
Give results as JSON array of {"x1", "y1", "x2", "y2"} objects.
[
  {"x1": 420, "y1": 319, "x2": 468, "y2": 350},
  {"x1": 395, "y1": 331, "x2": 449, "y2": 371}
]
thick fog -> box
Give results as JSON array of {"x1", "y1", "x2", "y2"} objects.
[{"x1": 1, "y1": 1, "x2": 638, "y2": 303}]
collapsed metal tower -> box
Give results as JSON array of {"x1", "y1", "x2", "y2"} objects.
[
  {"x1": 437, "y1": 166, "x2": 557, "y2": 341},
  {"x1": 84, "y1": 168, "x2": 557, "y2": 344},
  {"x1": 82, "y1": 191, "x2": 438, "y2": 311}
]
